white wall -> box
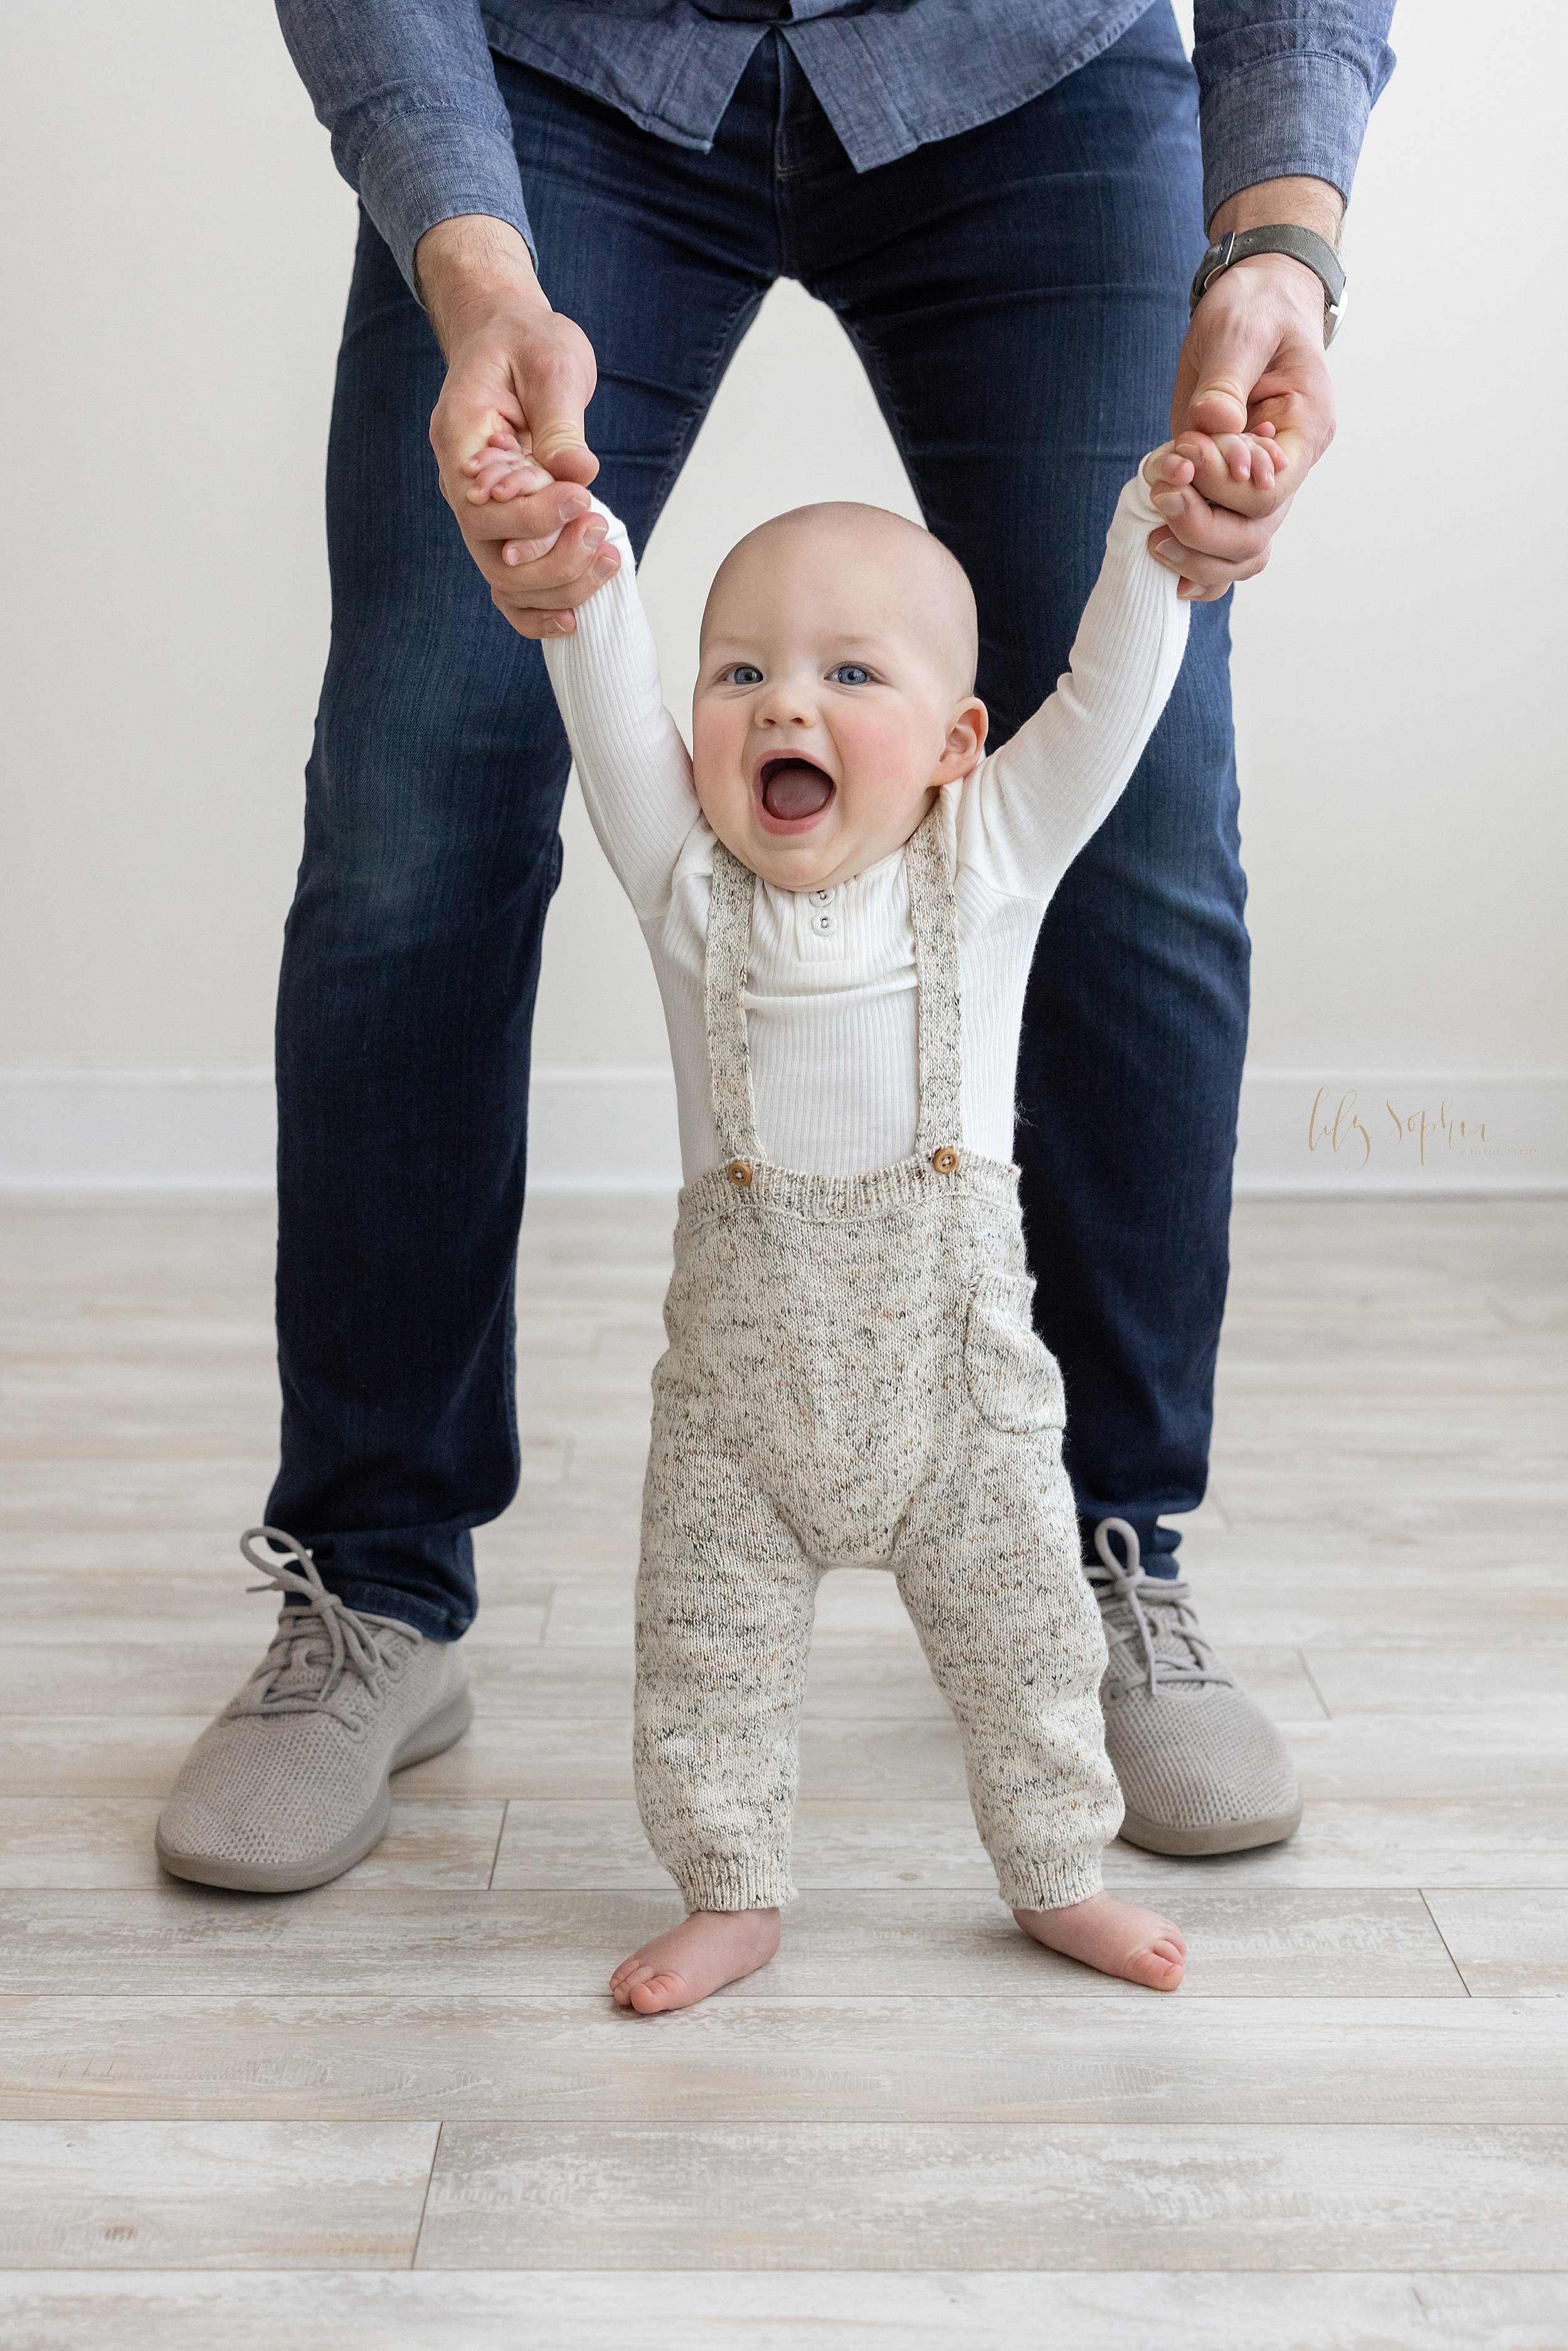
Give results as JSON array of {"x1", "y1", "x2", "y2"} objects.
[{"x1": 2, "y1": 2, "x2": 1563, "y2": 1191}]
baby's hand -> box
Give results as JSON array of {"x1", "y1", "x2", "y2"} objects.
[
  {"x1": 465, "y1": 428, "x2": 553, "y2": 506},
  {"x1": 1143, "y1": 427, "x2": 1288, "y2": 523},
  {"x1": 1142, "y1": 430, "x2": 1290, "y2": 599},
  {"x1": 462, "y1": 428, "x2": 620, "y2": 603}
]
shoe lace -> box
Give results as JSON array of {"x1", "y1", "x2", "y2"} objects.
[
  {"x1": 226, "y1": 1525, "x2": 416, "y2": 1731},
  {"x1": 1091, "y1": 1517, "x2": 1234, "y2": 1701}
]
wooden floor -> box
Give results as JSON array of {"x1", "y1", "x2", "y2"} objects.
[{"x1": 0, "y1": 1194, "x2": 1565, "y2": 2348}]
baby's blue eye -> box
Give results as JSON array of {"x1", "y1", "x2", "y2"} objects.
[
  {"x1": 729, "y1": 664, "x2": 764, "y2": 686},
  {"x1": 830, "y1": 664, "x2": 871, "y2": 686}
]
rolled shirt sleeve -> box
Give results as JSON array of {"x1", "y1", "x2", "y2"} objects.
[
  {"x1": 1194, "y1": 1, "x2": 1397, "y2": 225},
  {"x1": 274, "y1": 0, "x2": 533, "y2": 294}
]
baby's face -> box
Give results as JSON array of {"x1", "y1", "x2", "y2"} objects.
[{"x1": 691, "y1": 506, "x2": 986, "y2": 892}]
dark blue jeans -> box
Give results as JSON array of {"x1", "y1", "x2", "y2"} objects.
[{"x1": 268, "y1": 6, "x2": 1247, "y2": 1638}]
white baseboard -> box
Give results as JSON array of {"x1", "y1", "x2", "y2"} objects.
[
  {"x1": 0, "y1": 1064, "x2": 683, "y2": 1196},
  {"x1": 2, "y1": 1063, "x2": 1564, "y2": 1195},
  {"x1": 0, "y1": 1066, "x2": 280, "y2": 1194}
]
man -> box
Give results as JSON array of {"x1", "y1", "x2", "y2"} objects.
[{"x1": 155, "y1": 0, "x2": 1395, "y2": 1894}]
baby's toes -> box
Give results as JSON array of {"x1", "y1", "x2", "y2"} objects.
[
  {"x1": 628, "y1": 1970, "x2": 687, "y2": 2014},
  {"x1": 1134, "y1": 1941, "x2": 1186, "y2": 1990}
]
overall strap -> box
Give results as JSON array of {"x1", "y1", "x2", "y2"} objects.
[
  {"x1": 905, "y1": 804, "x2": 963, "y2": 1162},
  {"x1": 704, "y1": 842, "x2": 763, "y2": 1164}
]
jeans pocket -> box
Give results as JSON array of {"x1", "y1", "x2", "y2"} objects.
[{"x1": 963, "y1": 1273, "x2": 1066, "y2": 1435}]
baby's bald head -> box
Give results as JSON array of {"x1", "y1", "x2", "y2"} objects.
[
  {"x1": 701, "y1": 502, "x2": 978, "y2": 696},
  {"x1": 691, "y1": 498, "x2": 989, "y2": 896}
]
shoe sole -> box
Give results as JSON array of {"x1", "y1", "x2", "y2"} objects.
[
  {"x1": 1117, "y1": 1800, "x2": 1303, "y2": 1857},
  {"x1": 154, "y1": 1686, "x2": 475, "y2": 1895}
]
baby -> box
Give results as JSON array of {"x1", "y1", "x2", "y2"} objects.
[{"x1": 469, "y1": 420, "x2": 1279, "y2": 2012}]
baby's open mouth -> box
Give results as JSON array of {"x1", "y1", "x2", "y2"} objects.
[{"x1": 757, "y1": 756, "x2": 835, "y2": 822}]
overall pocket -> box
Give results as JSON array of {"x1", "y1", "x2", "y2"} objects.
[{"x1": 963, "y1": 1273, "x2": 1066, "y2": 1435}]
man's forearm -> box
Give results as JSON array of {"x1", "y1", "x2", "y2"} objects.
[{"x1": 415, "y1": 216, "x2": 551, "y2": 362}]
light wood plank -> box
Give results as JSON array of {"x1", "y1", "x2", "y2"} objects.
[
  {"x1": 1, "y1": 1995, "x2": 1552, "y2": 2125},
  {"x1": 793, "y1": 1705, "x2": 1568, "y2": 1805},
  {"x1": 0, "y1": 1460, "x2": 282, "y2": 1534},
  {"x1": 0, "y1": 1571, "x2": 550, "y2": 1648},
  {"x1": 1285, "y1": 1715, "x2": 1568, "y2": 1802},
  {"x1": 0, "y1": 1798, "x2": 504, "y2": 1892},
  {"x1": 0, "y1": 1715, "x2": 635, "y2": 1802},
  {"x1": 794, "y1": 1718, "x2": 969, "y2": 1800},
  {"x1": 0, "y1": 1644, "x2": 272, "y2": 1717},
  {"x1": 1422, "y1": 1891, "x2": 1568, "y2": 1997},
  {"x1": 395, "y1": 1717, "x2": 634, "y2": 1800},
  {"x1": 1110, "y1": 1796, "x2": 1568, "y2": 1892},
  {"x1": 0, "y1": 1443, "x2": 568, "y2": 1532},
  {"x1": 0, "y1": 1719, "x2": 213, "y2": 1799},
  {"x1": 0, "y1": 1886, "x2": 1464, "y2": 2000},
  {"x1": 1178, "y1": 1565, "x2": 1561, "y2": 1648},
  {"x1": 1305, "y1": 1646, "x2": 1568, "y2": 1715},
  {"x1": 4, "y1": 2271, "x2": 1566, "y2": 2351},
  {"x1": 419, "y1": 1640, "x2": 1326, "y2": 1725},
  {"x1": 0, "y1": 2121, "x2": 436, "y2": 2268},
  {"x1": 489, "y1": 1793, "x2": 1568, "y2": 1891},
  {"x1": 416, "y1": 2121, "x2": 1568, "y2": 2269},
  {"x1": 536, "y1": 1583, "x2": 638, "y2": 1644},
  {"x1": 1, "y1": 1642, "x2": 644, "y2": 1717}
]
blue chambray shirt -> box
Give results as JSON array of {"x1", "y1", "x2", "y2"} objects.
[{"x1": 277, "y1": 1, "x2": 1396, "y2": 295}]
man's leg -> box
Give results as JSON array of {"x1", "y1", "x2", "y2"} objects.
[
  {"x1": 265, "y1": 211, "x2": 569, "y2": 1641},
  {"x1": 787, "y1": 8, "x2": 1295, "y2": 1851},
  {"x1": 788, "y1": 4, "x2": 1241, "y2": 1575},
  {"x1": 268, "y1": 61, "x2": 783, "y2": 1640},
  {"x1": 161, "y1": 56, "x2": 788, "y2": 1891}
]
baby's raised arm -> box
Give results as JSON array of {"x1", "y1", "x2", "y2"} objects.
[
  {"x1": 470, "y1": 435, "x2": 700, "y2": 920},
  {"x1": 959, "y1": 448, "x2": 1256, "y2": 903}
]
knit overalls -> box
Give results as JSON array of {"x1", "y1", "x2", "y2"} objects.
[{"x1": 636, "y1": 808, "x2": 1125, "y2": 1916}]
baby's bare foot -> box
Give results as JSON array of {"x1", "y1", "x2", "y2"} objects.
[
  {"x1": 1014, "y1": 1890, "x2": 1186, "y2": 1990},
  {"x1": 610, "y1": 1906, "x2": 781, "y2": 2014}
]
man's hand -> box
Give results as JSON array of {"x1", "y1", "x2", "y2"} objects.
[
  {"x1": 1150, "y1": 176, "x2": 1343, "y2": 603},
  {"x1": 418, "y1": 215, "x2": 615, "y2": 639}
]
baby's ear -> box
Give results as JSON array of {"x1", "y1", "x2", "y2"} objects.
[{"x1": 938, "y1": 695, "x2": 988, "y2": 780}]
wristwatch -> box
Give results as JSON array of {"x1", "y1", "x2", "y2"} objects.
[{"x1": 1189, "y1": 225, "x2": 1347, "y2": 346}]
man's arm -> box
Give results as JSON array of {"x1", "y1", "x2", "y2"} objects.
[
  {"x1": 1147, "y1": 3, "x2": 1397, "y2": 600},
  {"x1": 275, "y1": 1, "x2": 612, "y2": 638},
  {"x1": 418, "y1": 218, "x2": 610, "y2": 641},
  {"x1": 275, "y1": 0, "x2": 532, "y2": 294}
]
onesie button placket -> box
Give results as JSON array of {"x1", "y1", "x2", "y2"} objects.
[{"x1": 793, "y1": 881, "x2": 845, "y2": 961}]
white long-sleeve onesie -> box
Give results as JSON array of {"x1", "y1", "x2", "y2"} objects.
[{"x1": 543, "y1": 472, "x2": 1188, "y2": 1181}]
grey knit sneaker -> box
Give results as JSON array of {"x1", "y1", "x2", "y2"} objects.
[
  {"x1": 156, "y1": 1527, "x2": 472, "y2": 1892},
  {"x1": 1091, "y1": 1517, "x2": 1301, "y2": 1857}
]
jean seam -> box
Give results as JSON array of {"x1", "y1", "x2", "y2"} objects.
[{"x1": 641, "y1": 279, "x2": 775, "y2": 527}]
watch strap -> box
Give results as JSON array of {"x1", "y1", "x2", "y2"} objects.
[{"x1": 1190, "y1": 224, "x2": 1346, "y2": 345}]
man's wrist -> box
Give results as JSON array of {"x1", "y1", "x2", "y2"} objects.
[
  {"x1": 1195, "y1": 181, "x2": 1347, "y2": 345},
  {"x1": 415, "y1": 214, "x2": 551, "y2": 359},
  {"x1": 1209, "y1": 176, "x2": 1343, "y2": 247}
]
